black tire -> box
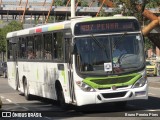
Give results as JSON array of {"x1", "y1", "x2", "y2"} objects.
[
  {"x1": 23, "y1": 79, "x2": 31, "y2": 100},
  {"x1": 114, "y1": 101, "x2": 127, "y2": 108},
  {"x1": 56, "y1": 84, "x2": 68, "y2": 109}
]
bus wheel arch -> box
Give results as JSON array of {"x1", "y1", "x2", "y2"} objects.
[
  {"x1": 22, "y1": 76, "x2": 31, "y2": 100},
  {"x1": 55, "y1": 80, "x2": 67, "y2": 109}
]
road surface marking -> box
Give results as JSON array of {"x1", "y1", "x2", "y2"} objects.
[
  {"x1": 6, "y1": 99, "x2": 12, "y2": 103},
  {"x1": 21, "y1": 106, "x2": 29, "y2": 110},
  {"x1": 0, "y1": 96, "x2": 5, "y2": 99},
  {"x1": 0, "y1": 95, "x2": 30, "y2": 111}
]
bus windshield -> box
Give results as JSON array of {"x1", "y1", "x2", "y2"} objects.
[{"x1": 74, "y1": 33, "x2": 145, "y2": 76}]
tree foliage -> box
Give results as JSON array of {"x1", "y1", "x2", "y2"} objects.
[
  {"x1": 111, "y1": 0, "x2": 159, "y2": 20},
  {"x1": 0, "y1": 21, "x2": 23, "y2": 52},
  {"x1": 144, "y1": 37, "x2": 153, "y2": 50},
  {"x1": 111, "y1": 0, "x2": 159, "y2": 51},
  {"x1": 54, "y1": 0, "x2": 88, "y2": 7},
  {"x1": 54, "y1": 0, "x2": 65, "y2": 6},
  {"x1": 145, "y1": 0, "x2": 160, "y2": 8}
]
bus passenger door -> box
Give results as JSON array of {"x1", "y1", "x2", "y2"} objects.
[
  {"x1": 13, "y1": 42, "x2": 20, "y2": 90},
  {"x1": 65, "y1": 37, "x2": 76, "y2": 103},
  {"x1": 8, "y1": 38, "x2": 19, "y2": 90}
]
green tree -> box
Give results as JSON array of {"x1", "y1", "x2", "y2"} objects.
[
  {"x1": 112, "y1": 0, "x2": 159, "y2": 51},
  {"x1": 144, "y1": 37, "x2": 153, "y2": 51},
  {"x1": 145, "y1": 0, "x2": 160, "y2": 8},
  {"x1": 112, "y1": 0, "x2": 159, "y2": 20},
  {"x1": 54, "y1": 0, "x2": 64, "y2": 6},
  {"x1": 77, "y1": 0, "x2": 88, "y2": 7},
  {"x1": 0, "y1": 21, "x2": 23, "y2": 53},
  {"x1": 0, "y1": 28, "x2": 6, "y2": 52}
]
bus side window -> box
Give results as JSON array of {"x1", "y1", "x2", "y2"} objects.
[
  {"x1": 53, "y1": 32, "x2": 64, "y2": 60},
  {"x1": 7, "y1": 39, "x2": 13, "y2": 59},
  {"x1": 44, "y1": 33, "x2": 52, "y2": 60},
  {"x1": 19, "y1": 37, "x2": 27, "y2": 59},
  {"x1": 35, "y1": 35, "x2": 43, "y2": 59},
  {"x1": 53, "y1": 33, "x2": 57, "y2": 58},
  {"x1": 26, "y1": 36, "x2": 35, "y2": 59}
]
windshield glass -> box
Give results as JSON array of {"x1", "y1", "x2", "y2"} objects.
[{"x1": 74, "y1": 33, "x2": 145, "y2": 76}]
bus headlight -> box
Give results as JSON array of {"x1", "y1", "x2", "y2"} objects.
[
  {"x1": 76, "y1": 81, "x2": 95, "y2": 92},
  {"x1": 132, "y1": 77, "x2": 147, "y2": 88}
]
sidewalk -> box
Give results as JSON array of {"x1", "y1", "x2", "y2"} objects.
[{"x1": 148, "y1": 77, "x2": 160, "y2": 88}]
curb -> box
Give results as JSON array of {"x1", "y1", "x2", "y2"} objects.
[{"x1": 149, "y1": 82, "x2": 160, "y2": 88}]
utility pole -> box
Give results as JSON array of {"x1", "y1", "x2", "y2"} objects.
[{"x1": 71, "y1": 0, "x2": 75, "y2": 18}]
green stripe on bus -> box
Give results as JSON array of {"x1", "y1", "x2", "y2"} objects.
[
  {"x1": 83, "y1": 73, "x2": 141, "y2": 89},
  {"x1": 61, "y1": 71, "x2": 66, "y2": 84}
]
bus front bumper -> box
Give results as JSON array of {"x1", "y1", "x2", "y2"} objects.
[{"x1": 75, "y1": 83, "x2": 148, "y2": 106}]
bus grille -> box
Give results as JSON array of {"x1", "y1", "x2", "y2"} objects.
[
  {"x1": 83, "y1": 73, "x2": 142, "y2": 89},
  {"x1": 98, "y1": 85, "x2": 128, "y2": 90},
  {"x1": 101, "y1": 92, "x2": 127, "y2": 98},
  {"x1": 91, "y1": 76, "x2": 133, "y2": 85}
]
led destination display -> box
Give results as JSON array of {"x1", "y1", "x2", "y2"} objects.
[{"x1": 74, "y1": 19, "x2": 140, "y2": 35}]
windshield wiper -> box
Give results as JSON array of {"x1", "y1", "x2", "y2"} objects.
[
  {"x1": 119, "y1": 32, "x2": 127, "y2": 41},
  {"x1": 90, "y1": 34, "x2": 109, "y2": 60},
  {"x1": 90, "y1": 34, "x2": 106, "y2": 51}
]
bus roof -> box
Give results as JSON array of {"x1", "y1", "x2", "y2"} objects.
[
  {"x1": 6, "y1": 16, "x2": 137, "y2": 38},
  {"x1": 6, "y1": 20, "x2": 71, "y2": 38},
  {"x1": 69, "y1": 15, "x2": 137, "y2": 23}
]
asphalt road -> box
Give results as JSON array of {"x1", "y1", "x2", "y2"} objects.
[{"x1": 0, "y1": 77, "x2": 160, "y2": 120}]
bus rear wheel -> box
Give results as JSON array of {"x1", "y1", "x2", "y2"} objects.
[{"x1": 23, "y1": 79, "x2": 31, "y2": 100}]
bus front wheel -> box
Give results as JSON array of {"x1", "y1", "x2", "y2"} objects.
[
  {"x1": 23, "y1": 79, "x2": 31, "y2": 100},
  {"x1": 56, "y1": 83, "x2": 67, "y2": 109}
]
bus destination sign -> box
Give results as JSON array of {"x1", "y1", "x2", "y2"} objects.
[{"x1": 74, "y1": 19, "x2": 140, "y2": 35}]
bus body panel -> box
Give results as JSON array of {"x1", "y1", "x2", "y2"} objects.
[
  {"x1": 7, "y1": 62, "x2": 18, "y2": 90},
  {"x1": 8, "y1": 61, "x2": 71, "y2": 103},
  {"x1": 75, "y1": 82, "x2": 148, "y2": 106}
]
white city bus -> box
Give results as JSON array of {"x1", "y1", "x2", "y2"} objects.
[{"x1": 6, "y1": 16, "x2": 148, "y2": 107}]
